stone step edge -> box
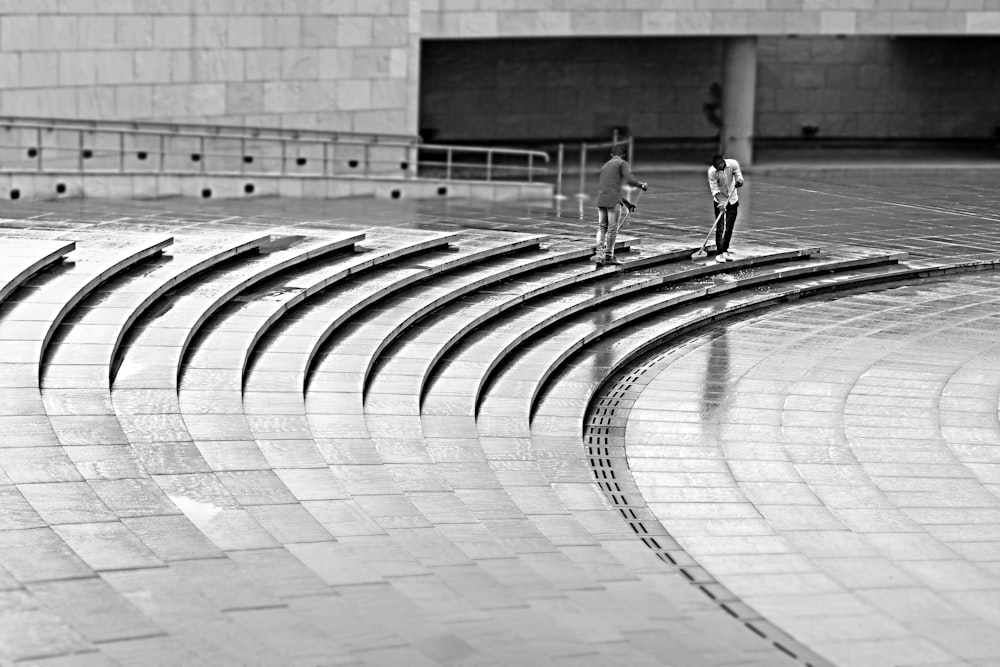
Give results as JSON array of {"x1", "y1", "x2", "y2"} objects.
[
  {"x1": 0, "y1": 239, "x2": 76, "y2": 306},
  {"x1": 469, "y1": 247, "x2": 822, "y2": 418},
  {"x1": 175, "y1": 231, "x2": 402, "y2": 389},
  {"x1": 415, "y1": 244, "x2": 699, "y2": 408},
  {"x1": 248, "y1": 233, "x2": 547, "y2": 394},
  {"x1": 109, "y1": 233, "x2": 277, "y2": 387},
  {"x1": 358, "y1": 240, "x2": 633, "y2": 401},
  {"x1": 528, "y1": 253, "x2": 913, "y2": 423},
  {"x1": 40, "y1": 236, "x2": 173, "y2": 385}
]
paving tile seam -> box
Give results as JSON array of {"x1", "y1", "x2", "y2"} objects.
[
  {"x1": 608, "y1": 276, "x2": 1000, "y2": 664},
  {"x1": 213, "y1": 234, "x2": 474, "y2": 387},
  {"x1": 521, "y1": 255, "x2": 924, "y2": 425},
  {"x1": 294, "y1": 238, "x2": 553, "y2": 398},
  {"x1": 2, "y1": 183, "x2": 999, "y2": 666},
  {"x1": 432, "y1": 248, "x2": 806, "y2": 409},
  {"x1": 584, "y1": 349, "x2": 835, "y2": 667},
  {"x1": 88, "y1": 241, "x2": 452, "y2": 640},
  {"x1": 412, "y1": 241, "x2": 685, "y2": 406},
  {"x1": 357, "y1": 245, "x2": 604, "y2": 400},
  {"x1": 107, "y1": 234, "x2": 275, "y2": 388},
  {"x1": 326, "y1": 265, "x2": 733, "y2": 656},
  {"x1": 841, "y1": 317, "x2": 1000, "y2": 508},
  {"x1": 0, "y1": 241, "x2": 76, "y2": 307},
  {"x1": 39, "y1": 236, "x2": 173, "y2": 384},
  {"x1": 238, "y1": 232, "x2": 501, "y2": 389},
  {"x1": 173, "y1": 232, "x2": 377, "y2": 388},
  {"x1": 198, "y1": 237, "x2": 668, "y2": 660},
  {"x1": 561, "y1": 269, "x2": 1000, "y2": 667}
]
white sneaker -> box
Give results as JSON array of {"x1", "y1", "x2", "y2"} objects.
[
  {"x1": 722, "y1": 251, "x2": 733, "y2": 260},
  {"x1": 714, "y1": 255, "x2": 726, "y2": 264}
]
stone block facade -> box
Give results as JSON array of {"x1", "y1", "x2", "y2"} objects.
[
  {"x1": 421, "y1": 2, "x2": 1000, "y2": 39},
  {"x1": 0, "y1": 2, "x2": 998, "y2": 144},
  {"x1": 0, "y1": 0, "x2": 420, "y2": 136}
]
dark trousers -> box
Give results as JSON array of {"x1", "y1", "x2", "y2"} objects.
[{"x1": 713, "y1": 201, "x2": 738, "y2": 253}]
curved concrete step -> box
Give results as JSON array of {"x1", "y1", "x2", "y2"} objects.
[
  {"x1": 351, "y1": 259, "x2": 820, "y2": 666},
  {"x1": 0, "y1": 234, "x2": 181, "y2": 456},
  {"x1": 278, "y1": 237, "x2": 754, "y2": 663},
  {"x1": 469, "y1": 253, "x2": 909, "y2": 559},
  {"x1": 287, "y1": 236, "x2": 631, "y2": 404},
  {"x1": 364, "y1": 241, "x2": 694, "y2": 407},
  {"x1": 39, "y1": 236, "x2": 173, "y2": 380},
  {"x1": 0, "y1": 237, "x2": 75, "y2": 305},
  {"x1": 416, "y1": 244, "x2": 821, "y2": 417},
  {"x1": 106, "y1": 233, "x2": 382, "y2": 561},
  {"x1": 39, "y1": 233, "x2": 272, "y2": 395},
  {"x1": 110, "y1": 230, "x2": 367, "y2": 393},
  {"x1": 103, "y1": 229, "x2": 483, "y2": 661},
  {"x1": 548, "y1": 274, "x2": 1000, "y2": 667},
  {"x1": 521, "y1": 249, "x2": 914, "y2": 419},
  {"x1": 176, "y1": 232, "x2": 545, "y2": 561},
  {"x1": 468, "y1": 256, "x2": 927, "y2": 667},
  {"x1": 535, "y1": 258, "x2": 939, "y2": 431},
  {"x1": 249, "y1": 234, "x2": 586, "y2": 412},
  {"x1": 244, "y1": 239, "x2": 609, "y2": 558},
  {"x1": 273, "y1": 230, "x2": 547, "y2": 394}
]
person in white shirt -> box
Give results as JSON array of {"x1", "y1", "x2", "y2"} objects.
[{"x1": 707, "y1": 153, "x2": 744, "y2": 263}]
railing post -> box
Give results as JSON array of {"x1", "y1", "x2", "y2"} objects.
[
  {"x1": 364, "y1": 143, "x2": 370, "y2": 175},
  {"x1": 322, "y1": 142, "x2": 328, "y2": 176},
  {"x1": 556, "y1": 143, "x2": 564, "y2": 199},
  {"x1": 281, "y1": 139, "x2": 286, "y2": 173},
  {"x1": 578, "y1": 142, "x2": 587, "y2": 198},
  {"x1": 446, "y1": 148, "x2": 452, "y2": 181},
  {"x1": 241, "y1": 137, "x2": 246, "y2": 174},
  {"x1": 527, "y1": 153, "x2": 533, "y2": 183},
  {"x1": 78, "y1": 131, "x2": 84, "y2": 171},
  {"x1": 199, "y1": 135, "x2": 206, "y2": 173},
  {"x1": 119, "y1": 131, "x2": 125, "y2": 172},
  {"x1": 159, "y1": 134, "x2": 165, "y2": 172},
  {"x1": 486, "y1": 150, "x2": 492, "y2": 181},
  {"x1": 36, "y1": 127, "x2": 42, "y2": 171},
  {"x1": 407, "y1": 143, "x2": 417, "y2": 179}
]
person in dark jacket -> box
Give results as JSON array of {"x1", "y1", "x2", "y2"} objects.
[{"x1": 594, "y1": 144, "x2": 647, "y2": 265}]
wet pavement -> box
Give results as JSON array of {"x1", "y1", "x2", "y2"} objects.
[{"x1": 0, "y1": 164, "x2": 998, "y2": 666}]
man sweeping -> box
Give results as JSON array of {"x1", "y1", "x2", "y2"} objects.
[
  {"x1": 707, "y1": 153, "x2": 744, "y2": 263},
  {"x1": 593, "y1": 144, "x2": 647, "y2": 266}
]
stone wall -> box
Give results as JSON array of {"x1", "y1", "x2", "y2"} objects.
[
  {"x1": 2, "y1": 2, "x2": 998, "y2": 144},
  {"x1": 420, "y1": 2, "x2": 1000, "y2": 38},
  {"x1": 0, "y1": 0, "x2": 420, "y2": 135},
  {"x1": 419, "y1": 36, "x2": 1000, "y2": 142},
  {"x1": 759, "y1": 36, "x2": 1000, "y2": 139}
]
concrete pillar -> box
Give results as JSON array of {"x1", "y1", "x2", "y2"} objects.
[{"x1": 721, "y1": 36, "x2": 757, "y2": 166}]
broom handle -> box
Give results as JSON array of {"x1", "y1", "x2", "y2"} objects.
[
  {"x1": 698, "y1": 207, "x2": 726, "y2": 251},
  {"x1": 701, "y1": 182, "x2": 736, "y2": 249}
]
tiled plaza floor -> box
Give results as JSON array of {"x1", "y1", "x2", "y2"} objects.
[{"x1": 0, "y1": 163, "x2": 998, "y2": 666}]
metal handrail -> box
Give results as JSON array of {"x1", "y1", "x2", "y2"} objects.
[
  {"x1": 553, "y1": 135, "x2": 634, "y2": 199},
  {"x1": 0, "y1": 115, "x2": 420, "y2": 145},
  {"x1": 418, "y1": 143, "x2": 549, "y2": 183},
  {"x1": 2, "y1": 122, "x2": 416, "y2": 149},
  {"x1": 0, "y1": 120, "x2": 552, "y2": 184}
]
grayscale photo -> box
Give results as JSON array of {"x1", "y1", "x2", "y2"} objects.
[{"x1": 0, "y1": 2, "x2": 997, "y2": 666}]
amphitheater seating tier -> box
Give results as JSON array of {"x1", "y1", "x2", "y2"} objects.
[{"x1": 2, "y1": 217, "x2": 994, "y2": 666}]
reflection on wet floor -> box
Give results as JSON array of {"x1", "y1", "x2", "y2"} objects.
[{"x1": 700, "y1": 330, "x2": 731, "y2": 419}]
